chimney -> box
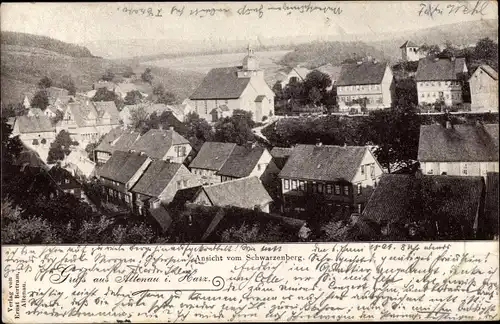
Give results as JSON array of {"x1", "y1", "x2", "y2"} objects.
[
  {"x1": 169, "y1": 126, "x2": 174, "y2": 131},
  {"x1": 445, "y1": 120, "x2": 452, "y2": 129},
  {"x1": 315, "y1": 138, "x2": 322, "y2": 147}
]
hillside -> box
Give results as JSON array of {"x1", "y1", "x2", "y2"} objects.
[
  {"x1": 1, "y1": 31, "x2": 95, "y2": 58},
  {"x1": 1, "y1": 34, "x2": 205, "y2": 105},
  {"x1": 279, "y1": 41, "x2": 389, "y2": 68}
]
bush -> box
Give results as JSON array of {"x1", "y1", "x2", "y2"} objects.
[{"x1": 41, "y1": 138, "x2": 47, "y2": 144}]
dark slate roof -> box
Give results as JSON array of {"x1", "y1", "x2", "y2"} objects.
[
  {"x1": 203, "y1": 176, "x2": 273, "y2": 210},
  {"x1": 130, "y1": 160, "x2": 182, "y2": 197},
  {"x1": 15, "y1": 115, "x2": 54, "y2": 133},
  {"x1": 279, "y1": 144, "x2": 367, "y2": 182},
  {"x1": 149, "y1": 205, "x2": 173, "y2": 232},
  {"x1": 400, "y1": 40, "x2": 418, "y2": 48},
  {"x1": 255, "y1": 95, "x2": 266, "y2": 102},
  {"x1": 415, "y1": 57, "x2": 467, "y2": 81},
  {"x1": 190, "y1": 67, "x2": 251, "y2": 100},
  {"x1": 170, "y1": 186, "x2": 204, "y2": 209},
  {"x1": 113, "y1": 130, "x2": 142, "y2": 152},
  {"x1": 95, "y1": 127, "x2": 124, "y2": 152},
  {"x1": 130, "y1": 129, "x2": 189, "y2": 160},
  {"x1": 218, "y1": 146, "x2": 265, "y2": 178},
  {"x1": 418, "y1": 124, "x2": 499, "y2": 162},
  {"x1": 363, "y1": 173, "x2": 484, "y2": 228},
  {"x1": 189, "y1": 142, "x2": 237, "y2": 171},
  {"x1": 97, "y1": 150, "x2": 149, "y2": 184},
  {"x1": 13, "y1": 148, "x2": 46, "y2": 168},
  {"x1": 270, "y1": 147, "x2": 293, "y2": 159},
  {"x1": 337, "y1": 62, "x2": 388, "y2": 86}
]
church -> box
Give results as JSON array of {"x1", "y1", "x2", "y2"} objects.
[{"x1": 189, "y1": 46, "x2": 275, "y2": 123}]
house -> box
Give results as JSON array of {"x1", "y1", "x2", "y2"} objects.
[
  {"x1": 418, "y1": 122, "x2": 499, "y2": 177},
  {"x1": 363, "y1": 173, "x2": 485, "y2": 240},
  {"x1": 415, "y1": 57, "x2": 468, "y2": 106},
  {"x1": 189, "y1": 142, "x2": 278, "y2": 185},
  {"x1": 270, "y1": 147, "x2": 293, "y2": 169},
  {"x1": 336, "y1": 61, "x2": 395, "y2": 111},
  {"x1": 96, "y1": 150, "x2": 152, "y2": 207},
  {"x1": 168, "y1": 100, "x2": 194, "y2": 122},
  {"x1": 129, "y1": 127, "x2": 191, "y2": 163},
  {"x1": 278, "y1": 144, "x2": 384, "y2": 214},
  {"x1": 278, "y1": 66, "x2": 311, "y2": 89},
  {"x1": 173, "y1": 176, "x2": 273, "y2": 213},
  {"x1": 120, "y1": 103, "x2": 172, "y2": 126},
  {"x1": 130, "y1": 160, "x2": 200, "y2": 214},
  {"x1": 400, "y1": 40, "x2": 422, "y2": 62},
  {"x1": 315, "y1": 64, "x2": 343, "y2": 90},
  {"x1": 43, "y1": 105, "x2": 59, "y2": 118},
  {"x1": 56, "y1": 100, "x2": 120, "y2": 145},
  {"x1": 12, "y1": 114, "x2": 56, "y2": 148},
  {"x1": 48, "y1": 165, "x2": 83, "y2": 199},
  {"x1": 27, "y1": 108, "x2": 44, "y2": 117},
  {"x1": 94, "y1": 127, "x2": 141, "y2": 165},
  {"x1": 189, "y1": 45, "x2": 275, "y2": 123},
  {"x1": 189, "y1": 142, "x2": 238, "y2": 184},
  {"x1": 23, "y1": 93, "x2": 33, "y2": 109},
  {"x1": 93, "y1": 81, "x2": 117, "y2": 92},
  {"x1": 468, "y1": 65, "x2": 498, "y2": 112}
]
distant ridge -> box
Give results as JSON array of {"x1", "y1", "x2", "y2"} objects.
[{"x1": 1, "y1": 31, "x2": 96, "y2": 58}]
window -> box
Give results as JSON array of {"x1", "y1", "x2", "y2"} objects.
[
  {"x1": 430, "y1": 82, "x2": 434, "y2": 87},
  {"x1": 204, "y1": 100, "x2": 208, "y2": 114},
  {"x1": 257, "y1": 164, "x2": 262, "y2": 171},
  {"x1": 125, "y1": 195, "x2": 130, "y2": 203},
  {"x1": 65, "y1": 178, "x2": 70, "y2": 184},
  {"x1": 343, "y1": 185, "x2": 349, "y2": 196},
  {"x1": 284, "y1": 179, "x2": 290, "y2": 190},
  {"x1": 326, "y1": 184, "x2": 332, "y2": 194},
  {"x1": 438, "y1": 82, "x2": 441, "y2": 86},
  {"x1": 183, "y1": 180, "x2": 188, "y2": 187},
  {"x1": 334, "y1": 184, "x2": 341, "y2": 195},
  {"x1": 318, "y1": 183, "x2": 324, "y2": 193},
  {"x1": 299, "y1": 181, "x2": 305, "y2": 192},
  {"x1": 177, "y1": 180, "x2": 182, "y2": 189},
  {"x1": 370, "y1": 165, "x2": 375, "y2": 178},
  {"x1": 360, "y1": 165, "x2": 365, "y2": 176},
  {"x1": 421, "y1": 93, "x2": 425, "y2": 98},
  {"x1": 432, "y1": 92, "x2": 436, "y2": 97},
  {"x1": 357, "y1": 203, "x2": 363, "y2": 214},
  {"x1": 311, "y1": 182, "x2": 317, "y2": 193},
  {"x1": 463, "y1": 163, "x2": 468, "y2": 175},
  {"x1": 374, "y1": 180, "x2": 377, "y2": 188},
  {"x1": 291, "y1": 180, "x2": 297, "y2": 190},
  {"x1": 357, "y1": 183, "x2": 362, "y2": 195}
]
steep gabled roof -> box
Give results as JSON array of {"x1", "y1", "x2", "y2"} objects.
[
  {"x1": 337, "y1": 62, "x2": 388, "y2": 86},
  {"x1": 149, "y1": 205, "x2": 173, "y2": 232},
  {"x1": 363, "y1": 173, "x2": 484, "y2": 231},
  {"x1": 470, "y1": 64, "x2": 498, "y2": 81},
  {"x1": 203, "y1": 176, "x2": 272, "y2": 210},
  {"x1": 418, "y1": 123, "x2": 499, "y2": 162},
  {"x1": 15, "y1": 115, "x2": 54, "y2": 133},
  {"x1": 279, "y1": 144, "x2": 367, "y2": 182},
  {"x1": 170, "y1": 185, "x2": 204, "y2": 209},
  {"x1": 315, "y1": 64, "x2": 343, "y2": 81},
  {"x1": 217, "y1": 146, "x2": 266, "y2": 178},
  {"x1": 95, "y1": 127, "x2": 124, "y2": 152},
  {"x1": 130, "y1": 160, "x2": 182, "y2": 197},
  {"x1": 130, "y1": 129, "x2": 190, "y2": 160},
  {"x1": 96, "y1": 150, "x2": 149, "y2": 184},
  {"x1": 270, "y1": 147, "x2": 293, "y2": 159},
  {"x1": 190, "y1": 67, "x2": 251, "y2": 100},
  {"x1": 415, "y1": 57, "x2": 467, "y2": 81},
  {"x1": 400, "y1": 40, "x2": 418, "y2": 48},
  {"x1": 93, "y1": 101, "x2": 120, "y2": 124},
  {"x1": 189, "y1": 142, "x2": 237, "y2": 171}
]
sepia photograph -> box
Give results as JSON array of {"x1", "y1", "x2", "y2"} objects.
[
  {"x1": 1, "y1": 2, "x2": 499, "y2": 323},
  {"x1": 1, "y1": 1, "x2": 498, "y2": 245}
]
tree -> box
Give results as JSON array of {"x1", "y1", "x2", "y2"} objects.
[
  {"x1": 1, "y1": 117, "x2": 23, "y2": 168},
  {"x1": 185, "y1": 112, "x2": 214, "y2": 148},
  {"x1": 130, "y1": 105, "x2": 151, "y2": 134},
  {"x1": 1, "y1": 103, "x2": 26, "y2": 118},
  {"x1": 124, "y1": 90, "x2": 143, "y2": 105},
  {"x1": 214, "y1": 112, "x2": 255, "y2": 145},
  {"x1": 141, "y1": 67, "x2": 154, "y2": 84},
  {"x1": 31, "y1": 90, "x2": 49, "y2": 110},
  {"x1": 122, "y1": 66, "x2": 135, "y2": 78},
  {"x1": 52, "y1": 109, "x2": 64, "y2": 125},
  {"x1": 156, "y1": 91, "x2": 177, "y2": 105},
  {"x1": 92, "y1": 88, "x2": 123, "y2": 110},
  {"x1": 59, "y1": 75, "x2": 76, "y2": 95},
  {"x1": 38, "y1": 76, "x2": 52, "y2": 89},
  {"x1": 101, "y1": 69, "x2": 115, "y2": 82},
  {"x1": 308, "y1": 87, "x2": 322, "y2": 106},
  {"x1": 47, "y1": 130, "x2": 78, "y2": 164},
  {"x1": 153, "y1": 83, "x2": 166, "y2": 96}
]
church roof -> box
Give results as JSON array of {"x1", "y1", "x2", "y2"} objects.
[{"x1": 190, "y1": 67, "x2": 251, "y2": 100}]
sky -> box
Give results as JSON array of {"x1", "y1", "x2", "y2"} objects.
[{"x1": 1, "y1": 1, "x2": 498, "y2": 45}]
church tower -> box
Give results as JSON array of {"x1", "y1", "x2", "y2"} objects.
[{"x1": 238, "y1": 44, "x2": 264, "y2": 78}]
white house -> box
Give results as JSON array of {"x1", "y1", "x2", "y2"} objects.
[
  {"x1": 468, "y1": 65, "x2": 498, "y2": 112},
  {"x1": 400, "y1": 40, "x2": 423, "y2": 62},
  {"x1": 336, "y1": 61, "x2": 395, "y2": 111},
  {"x1": 189, "y1": 46, "x2": 275, "y2": 123},
  {"x1": 415, "y1": 57, "x2": 468, "y2": 106}
]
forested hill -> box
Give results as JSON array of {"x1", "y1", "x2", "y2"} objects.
[
  {"x1": 279, "y1": 41, "x2": 388, "y2": 68},
  {"x1": 1, "y1": 31, "x2": 96, "y2": 58}
]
